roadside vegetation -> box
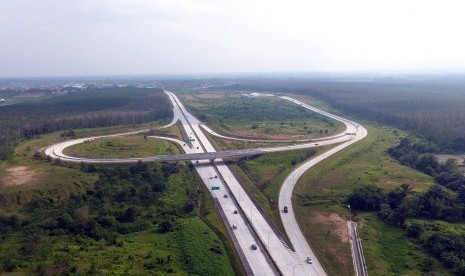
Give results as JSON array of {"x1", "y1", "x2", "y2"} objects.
[
  {"x1": 293, "y1": 125, "x2": 444, "y2": 275},
  {"x1": 64, "y1": 135, "x2": 180, "y2": 158},
  {"x1": 228, "y1": 147, "x2": 324, "y2": 239},
  {"x1": 0, "y1": 88, "x2": 239, "y2": 275},
  {"x1": 0, "y1": 87, "x2": 172, "y2": 160},
  {"x1": 345, "y1": 137, "x2": 465, "y2": 273},
  {"x1": 0, "y1": 138, "x2": 236, "y2": 275},
  {"x1": 217, "y1": 78, "x2": 465, "y2": 152},
  {"x1": 180, "y1": 92, "x2": 343, "y2": 141}
]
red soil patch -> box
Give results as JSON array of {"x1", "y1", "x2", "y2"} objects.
[
  {"x1": 311, "y1": 211, "x2": 350, "y2": 243},
  {"x1": 1, "y1": 166, "x2": 41, "y2": 187}
]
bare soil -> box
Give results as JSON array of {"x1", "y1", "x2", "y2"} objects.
[
  {"x1": 311, "y1": 211, "x2": 350, "y2": 243},
  {"x1": 435, "y1": 153, "x2": 465, "y2": 174},
  {"x1": 1, "y1": 166, "x2": 41, "y2": 187},
  {"x1": 182, "y1": 94, "x2": 195, "y2": 100},
  {"x1": 435, "y1": 153, "x2": 465, "y2": 164},
  {"x1": 223, "y1": 129, "x2": 311, "y2": 140}
]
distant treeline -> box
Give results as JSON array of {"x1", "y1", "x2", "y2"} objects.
[
  {"x1": 217, "y1": 78, "x2": 465, "y2": 152},
  {"x1": 0, "y1": 87, "x2": 172, "y2": 160}
]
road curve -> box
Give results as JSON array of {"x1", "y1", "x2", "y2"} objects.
[
  {"x1": 200, "y1": 123, "x2": 349, "y2": 144},
  {"x1": 278, "y1": 96, "x2": 368, "y2": 276},
  {"x1": 43, "y1": 91, "x2": 367, "y2": 275}
]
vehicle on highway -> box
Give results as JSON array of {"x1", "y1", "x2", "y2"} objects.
[
  {"x1": 307, "y1": 257, "x2": 312, "y2": 264},
  {"x1": 283, "y1": 206, "x2": 288, "y2": 213},
  {"x1": 233, "y1": 210, "x2": 238, "y2": 214},
  {"x1": 251, "y1": 244, "x2": 258, "y2": 250},
  {"x1": 224, "y1": 194, "x2": 228, "y2": 198},
  {"x1": 232, "y1": 224, "x2": 237, "y2": 229}
]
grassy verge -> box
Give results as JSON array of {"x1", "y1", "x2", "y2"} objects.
[
  {"x1": 63, "y1": 135, "x2": 180, "y2": 158},
  {"x1": 0, "y1": 217, "x2": 234, "y2": 275},
  {"x1": 359, "y1": 213, "x2": 451, "y2": 275},
  {"x1": 0, "y1": 126, "x2": 236, "y2": 275},
  {"x1": 197, "y1": 168, "x2": 246, "y2": 276},
  {"x1": 180, "y1": 92, "x2": 344, "y2": 140},
  {"x1": 293, "y1": 124, "x2": 435, "y2": 275}
]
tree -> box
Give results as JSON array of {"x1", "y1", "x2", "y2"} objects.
[
  {"x1": 159, "y1": 216, "x2": 175, "y2": 233},
  {"x1": 378, "y1": 203, "x2": 393, "y2": 220},
  {"x1": 399, "y1": 183, "x2": 413, "y2": 197},
  {"x1": 348, "y1": 185, "x2": 385, "y2": 211},
  {"x1": 120, "y1": 206, "x2": 139, "y2": 223},
  {"x1": 406, "y1": 222, "x2": 425, "y2": 238}
]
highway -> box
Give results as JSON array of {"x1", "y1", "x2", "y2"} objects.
[
  {"x1": 44, "y1": 91, "x2": 368, "y2": 275},
  {"x1": 277, "y1": 98, "x2": 368, "y2": 275},
  {"x1": 165, "y1": 91, "x2": 279, "y2": 276}
]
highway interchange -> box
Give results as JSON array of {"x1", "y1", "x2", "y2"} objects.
[{"x1": 45, "y1": 91, "x2": 368, "y2": 275}]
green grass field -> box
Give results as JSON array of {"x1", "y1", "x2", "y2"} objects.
[
  {"x1": 0, "y1": 123, "x2": 238, "y2": 276},
  {"x1": 63, "y1": 135, "x2": 180, "y2": 158},
  {"x1": 359, "y1": 213, "x2": 451, "y2": 275},
  {"x1": 0, "y1": 218, "x2": 234, "y2": 276},
  {"x1": 180, "y1": 92, "x2": 344, "y2": 140},
  {"x1": 293, "y1": 124, "x2": 436, "y2": 275}
]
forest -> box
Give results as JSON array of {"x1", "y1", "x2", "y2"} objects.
[
  {"x1": 0, "y1": 161, "x2": 234, "y2": 275},
  {"x1": 0, "y1": 87, "x2": 172, "y2": 160},
  {"x1": 215, "y1": 76, "x2": 465, "y2": 152},
  {"x1": 348, "y1": 137, "x2": 465, "y2": 273}
]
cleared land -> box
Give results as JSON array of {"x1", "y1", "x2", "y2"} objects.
[
  {"x1": 293, "y1": 124, "x2": 442, "y2": 275},
  {"x1": 435, "y1": 153, "x2": 465, "y2": 174},
  {"x1": 63, "y1": 135, "x2": 180, "y2": 158},
  {"x1": 180, "y1": 92, "x2": 344, "y2": 141},
  {"x1": 0, "y1": 121, "x2": 238, "y2": 275}
]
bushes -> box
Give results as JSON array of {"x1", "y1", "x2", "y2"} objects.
[
  {"x1": 0, "y1": 87, "x2": 171, "y2": 160},
  {"x1": 348, "y1": 182, "x2": 465, "y2": 272},
  {"x1": 348, "y1": 185, "x2": 385, "y2": 211}
]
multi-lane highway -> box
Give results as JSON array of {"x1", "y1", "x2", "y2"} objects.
[{"x1": 44, "y1": 91, "x2": 367, "y2": 275}]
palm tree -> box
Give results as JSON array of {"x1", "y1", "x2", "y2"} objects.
[{"x1": 399, "y1": 183, "x2": 413, "y2": 198}]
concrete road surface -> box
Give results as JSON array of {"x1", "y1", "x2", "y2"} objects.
[{"x1": 44, "y1": 91, "x2": 368, "y2": 276}]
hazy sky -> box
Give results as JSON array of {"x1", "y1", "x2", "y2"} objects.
[{"x1": 1, "y1": 0, "x2": 465, "y2": 77}]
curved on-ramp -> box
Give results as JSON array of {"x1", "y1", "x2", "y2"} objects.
[{"x1": 43, "y1": 91, "x2": 367, "y2": 276}]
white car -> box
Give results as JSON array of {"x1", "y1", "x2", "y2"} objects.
[{"x1": 307, "y1": 257, "x2": 312, "y2": 264}]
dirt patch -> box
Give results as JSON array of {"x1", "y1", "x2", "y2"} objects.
[
  {"x1": 181, "y1": 94, "x2": 195, "y2": 101},
  {"x1": 197, "y1": 92, "x2": 225, "y2": 99},
  {"x1": 223, "y1": 129, "x2": 312, "y2": 140},
  {"x1": 435, "y1": 153, "x2": 465, "y2": 164},
  {"x1": 311, "y1": 211, "x2": 350, "y2": 243},
  {"x1": 1, "y1": 166, "x2": 41, "y2": 187}
]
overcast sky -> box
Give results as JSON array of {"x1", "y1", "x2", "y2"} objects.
[{"x1": 1, "y1": 0, "x2": 465, "y2": 77}]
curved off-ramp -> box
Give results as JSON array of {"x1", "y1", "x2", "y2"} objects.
[{"x1": 43, "y1": 91, "x2": 367, "y2": 276}]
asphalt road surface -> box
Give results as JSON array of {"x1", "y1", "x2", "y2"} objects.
[{"x1": 44, "y1": 91, "x2": 368, "y2": 276}]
